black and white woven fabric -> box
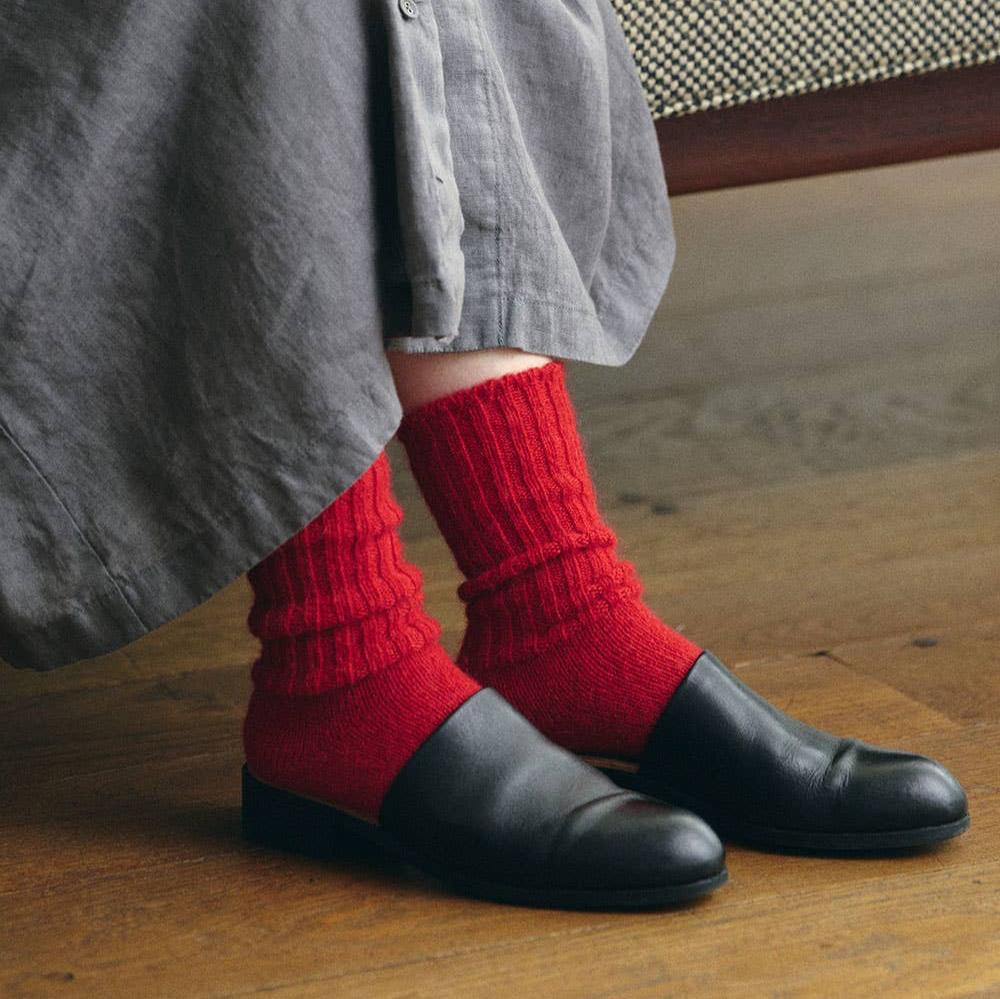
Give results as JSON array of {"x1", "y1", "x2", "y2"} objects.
[{"x1": 610, "y1": 0, "x2": 1000, "y2": 118}]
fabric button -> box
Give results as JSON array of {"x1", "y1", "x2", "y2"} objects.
[{"x1": 398, "y1": 0, "x2": 417, "y2": 19}]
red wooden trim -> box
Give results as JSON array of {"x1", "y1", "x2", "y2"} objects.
[{"x1": 657, "y1": 61, "x2": 1000, "y2": 194}]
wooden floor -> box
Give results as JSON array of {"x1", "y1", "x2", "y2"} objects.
[{"x1": 3, "y1": 151, "x2": 999, "y2": 998}]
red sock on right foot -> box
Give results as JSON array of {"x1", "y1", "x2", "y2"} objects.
[
  {"x1": 396, "y1": 360, "x2": 703, "y2": 761},
  {"x1": 242, "y1": 451, "x2": 479, "y2": 821}
]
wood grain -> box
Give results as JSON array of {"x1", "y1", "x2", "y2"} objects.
[{"x1": 2, "y1": 153, "x2": 998, "y2": 999}]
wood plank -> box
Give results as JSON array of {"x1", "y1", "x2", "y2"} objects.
[
  {"x1": 0, "y1": 666, "x2": 248, "y2": 779},
  {"x1": 1, "y1": 724, "x2": 994, "y2": 998},
  {"x1": 835, "y1": 620, "x2": 1000, "y2": 726},
  {"x1": 657, "y1": 62, "x2": 1000, "y2": 195},
  {"x1": 571, "y1": 348, "x2": 1000, "y2": 505},
  {"x1": 399, "y1": 450, "x2": 1000, "y2": 665},
  {"x1": 0, "y1": 653, "x2": 950, "y2": 892},
  {"x1": 650, "y1": 150, "x2": 1000, "y2": 319},
  {"x1": 565, "y1": 150, "x2": 1000, "y2": 502},
  {"x1": 1, "y1": 553, "x2": 994, "y2": 997},
  {"x1": 317, "y1": 863, "x2": 1000, "y2": 999}
]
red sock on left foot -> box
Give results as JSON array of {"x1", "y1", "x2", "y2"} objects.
[
  {"x1": 396, "y1": 359, "x2": 702, "y2": 760},
  {"x1": 242, "y1": 450, "x2": 479, "y2": 821}
]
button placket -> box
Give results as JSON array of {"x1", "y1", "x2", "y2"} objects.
[{"x1": 383, "y1": 0, "x2": 465, "y2": 346}]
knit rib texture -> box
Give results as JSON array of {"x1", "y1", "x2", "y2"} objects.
[
  {"x1": 246, "y1": 449, "x2": 441, "y2": 695},
  {"x1": 396, "y1": 359, "x2": 702, "y2": 758},
  {"x1": 243, "y1": 449, "x2": 479, "y2": 819}
]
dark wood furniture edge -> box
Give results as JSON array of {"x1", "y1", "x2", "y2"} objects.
[{"x1": 656, "y1": 60, "x2": 1000, "y2": 194}]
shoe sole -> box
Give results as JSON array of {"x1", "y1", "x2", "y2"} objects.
[
  {"x1": 240, "y1": 765, "x2": 727, "y2": 910},
  {"x1": 594, "y1": 766, "x2": 971, "y2": 852}
]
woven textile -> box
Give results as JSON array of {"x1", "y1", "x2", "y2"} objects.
[{"x1": 610, "y1": 0, "x2": 1000, "y2": 118}]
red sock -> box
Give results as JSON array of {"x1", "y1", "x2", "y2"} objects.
[
  {"x1": 396, "y1": 359, "x2": 701, "y2": 760},
  {"x1": 242, "y1": 450, "x2": 480, "y2": 821}
]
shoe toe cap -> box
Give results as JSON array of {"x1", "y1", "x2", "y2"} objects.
[
  {"x1": 847, "y1": 750, "x2": 969, "y2": 831},
  {"x1": 551, "y1": 793, "x2": 726, "y2": 890},
  {"x1": 899, "y1": 756, "x2": 968, "y2": 826}
]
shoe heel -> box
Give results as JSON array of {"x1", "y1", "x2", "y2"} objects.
[{"x1": 240, "y1": 764, "x2": 385, "y2": 860}]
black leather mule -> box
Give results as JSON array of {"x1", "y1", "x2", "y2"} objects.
[
  {"x1": 242, "y1": 689, "x2": 727, "y2": 909},
  {"x1": 587, "y1": 651, "x2": 970, "y2": 852}
]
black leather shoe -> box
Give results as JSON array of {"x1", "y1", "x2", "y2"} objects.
[
  {"x1": 589, "y1": 651, "x2": 970, "y2": 852},
  {"x1": 241, "y1": 688, "x2": 727, "y2": 909}
]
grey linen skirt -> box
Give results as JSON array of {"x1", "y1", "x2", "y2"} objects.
[{"x1": 0, "y1": 0, "x2": 675, "y2": 671}]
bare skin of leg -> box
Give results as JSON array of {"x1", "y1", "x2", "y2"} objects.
[{"x1": 386, "y1": 347, "x2": 551, "y2": 413}]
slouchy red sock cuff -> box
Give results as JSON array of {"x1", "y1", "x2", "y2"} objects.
[
  {"x1": 396, "y1": 360, "x2": 701, "y2": 758},
  {"x1": 245, "y1": 450, "x2": 442, "y2": 695},
  {"x1": 397, "y1": 360, "x2": 662, "y2": 666},
  {"x1": 242, "y1": 450, "x2": 479, "y2": 818}
]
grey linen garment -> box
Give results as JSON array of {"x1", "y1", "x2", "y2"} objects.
[{"x1": 0, "y1": 0, "x2": 675, "y2": 671}]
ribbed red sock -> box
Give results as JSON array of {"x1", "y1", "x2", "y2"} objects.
[
  {"x1": 396, "y1": 359, "x2": 702, "y2": 760},
  {"x1": 242, "y1": 450, "x2": 479, "y2": 821}
]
